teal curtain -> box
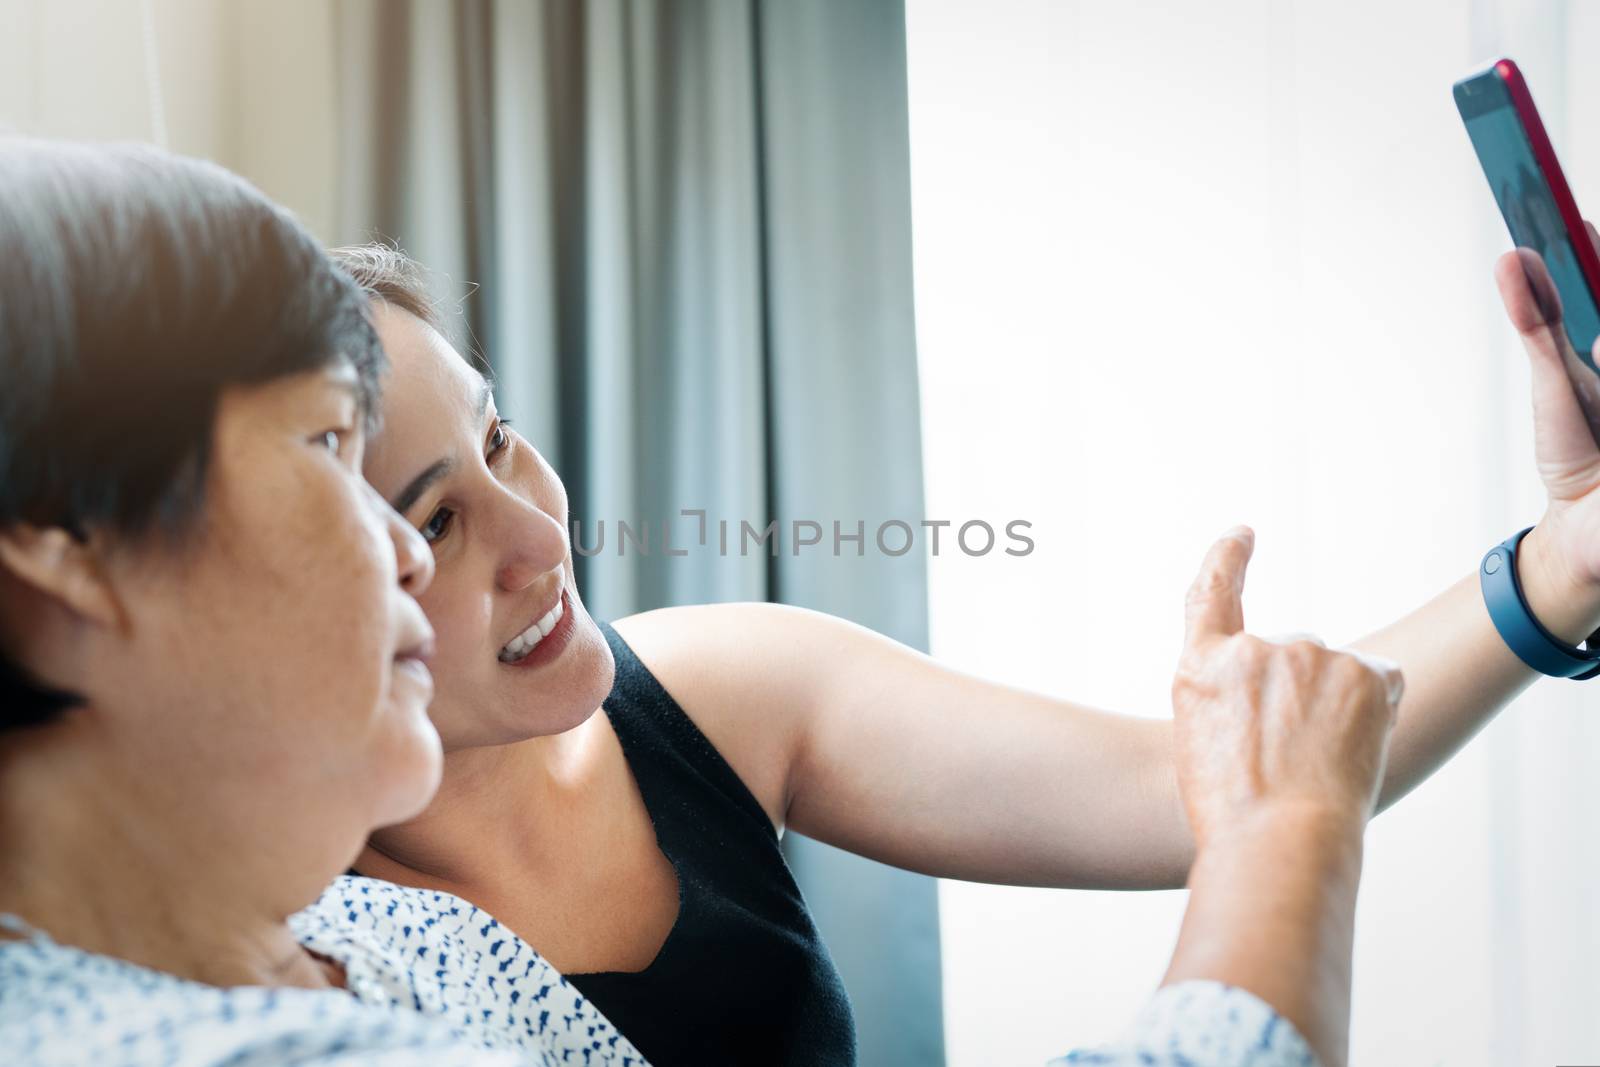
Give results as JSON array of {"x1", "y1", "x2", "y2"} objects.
[{"x1": 333, "y1": 3, "x2": 941, "y2": 1063}]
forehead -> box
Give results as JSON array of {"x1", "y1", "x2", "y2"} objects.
[
  {"x1": 218, "y1": 363, "x2": 362, "y2": 433},
  {"x1": 365, "y1": 303, "x2": 490, "y2": 495}
]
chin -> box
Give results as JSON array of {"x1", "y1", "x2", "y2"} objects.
[
  {"x1": 503, "y1": 622, "x2": 617, "y2": 740},
  {"x1": 542, "y1": 700, "x2": 604, "y2": 738},
  {"x1": 371, "y1": 716, "x2": 446, "y2": 826}
]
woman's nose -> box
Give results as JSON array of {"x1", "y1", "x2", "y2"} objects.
[{"x1": 493, "y1": 497, "x2": 566, "y2": 593}]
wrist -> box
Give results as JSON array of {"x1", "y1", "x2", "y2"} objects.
[
  {"x1": 1176, "y1": 803, "x2": 1362, "y2": 1067},
  {"x1": 1517, "y1": 519, "x2": 1600, "y2": 645},
  {"x1": 1192, "y1": 803, "x2": 1365, "y2": 882}
]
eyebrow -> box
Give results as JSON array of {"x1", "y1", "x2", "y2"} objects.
[
  {"x1": 391, "y1": 457, "x2": 454, "y2": 515},
  {"x1": 388, "y1": 378, "x2": 495, "y2": 515}
]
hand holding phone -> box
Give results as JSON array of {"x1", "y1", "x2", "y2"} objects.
[
  {"x1": 1457, "y1": 61, "x2": 1600, "y2": 627},
  {"x1": 1456, "y1": 58, "x2": 1600, "y2": 378}
]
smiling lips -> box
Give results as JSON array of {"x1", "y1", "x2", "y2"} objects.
[{"x1": 498, "y1": 591, "x2": 567, "y2": 663}]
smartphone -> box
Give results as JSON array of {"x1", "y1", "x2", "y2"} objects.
[{"x1": 1455, "y1": 58, "x2": 1600, "y2": 370}]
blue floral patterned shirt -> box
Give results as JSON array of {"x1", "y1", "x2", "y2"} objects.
[
  {"x1": 1055, "y1": 980, "x2": 1319, "y2": 1067},
  {"x1": 0, "y1": 875, "x2": 645, "y2": 1067}
]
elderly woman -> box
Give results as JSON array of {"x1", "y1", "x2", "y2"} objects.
[
  {"x1": 333, "y1": 227, "x2": 1600, "y2": 1067},
  {"x1": 0, "y1": 140, "x2": 641, "y2": 1066}
]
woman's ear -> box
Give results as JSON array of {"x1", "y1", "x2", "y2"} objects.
[{"x1": 0, "y1": 523, "x2": 121, "y2": 628}]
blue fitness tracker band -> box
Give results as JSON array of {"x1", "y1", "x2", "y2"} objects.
[{"x1": 1480, "y1": 526, "x2": 1600, "y2": 680}]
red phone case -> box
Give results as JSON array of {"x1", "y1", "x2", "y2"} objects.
[{"x1": 1492, "y1": 58, "x2": 1600, "y2": 302}]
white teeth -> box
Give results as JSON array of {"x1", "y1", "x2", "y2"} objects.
[{"x1": 498, "y1": 594, "x2": 565, "y2": 663}]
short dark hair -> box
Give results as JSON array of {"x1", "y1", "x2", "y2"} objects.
[{"x1": 0, "y1": 140, "x2": 387, "y2": 729}]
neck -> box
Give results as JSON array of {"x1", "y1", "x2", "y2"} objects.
[
  {"x1": 0, "y1": 716, "x2": 341, "y2": 990},
  {"x1": 359, "y1": 710, "x2": 604, "y2": 889}
]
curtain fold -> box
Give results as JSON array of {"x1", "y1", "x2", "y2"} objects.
[
  {"x1": 754, "y1": 7, "x2": 942, "y2": 1060},
  {"x1": 332, "y1": 3, "x2": 942, "y2": 1063}
]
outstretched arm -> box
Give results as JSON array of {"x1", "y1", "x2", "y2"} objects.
[{"x1": 612, "y1": 245, "x2": 1600, "y2": 891}]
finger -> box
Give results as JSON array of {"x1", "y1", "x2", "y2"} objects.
[
  {"x1": 1498, "y1": 247, "x2": 1565, "y2": 332},
  {"x1": 1566, "y1": 339, "x2": 1600, "y2": 447},
  {"x1": 1348, "y1": 650, "x2": 1405, "y2": 711},
  {"x1": 1183, "y1": 525, "x2": 1255, "y2": 650},
  {"x1": 1495, "y1": 251, "x2": 1600, "y2": 489},
  {"x1": 1558, "y1": 224, "x2": 1600, "y2": 440}
]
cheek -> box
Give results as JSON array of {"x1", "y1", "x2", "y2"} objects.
[
  {"x1": 518, "y1": 442, "x2": 568, "y2": 522},
  {"x1": 414, "y1": 572, "x2": 496, "y2": 722},
  {"x1": 294, "y1": 479, "x2": 393, "y2": 617},
  {"x1": 128, "y1": 484, "x2": 395, "y2": 775},
  {"x1": 241, "y1": 461, "x2": 397, "y2": 675},
  {"x1": 420, "y1": 579, "x2": 490, "y2": 661},
  {"x1": 264, "y1": 488, "x2": 396, "y2": 730},
  {"x1": 540, "y1": 462, "x2": 568, "y2": 521}
]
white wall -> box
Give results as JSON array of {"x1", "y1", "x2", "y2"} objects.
[
  {"x1": 0, "y1": 0, "x2": 340, "y2": 241},
  {"x1": 908, "y1": 1, "x2": 1600, "y2": 1064}
]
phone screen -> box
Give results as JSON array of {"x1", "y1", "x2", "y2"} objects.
[{"x1": 1457, "y1": 72, "x2": 1600, "y2": 359}]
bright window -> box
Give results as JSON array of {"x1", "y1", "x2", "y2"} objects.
[{"x1": 907, "y1": 2, "x2": 1600, "y2": 1063}]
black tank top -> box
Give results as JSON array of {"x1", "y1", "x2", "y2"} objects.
[{"x1": 566, "y1": 619, "x2": 857, "y2": 1067}]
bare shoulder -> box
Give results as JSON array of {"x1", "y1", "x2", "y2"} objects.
[{"x1": 607, "y1": 602, "x2": 871, "y2": 830}]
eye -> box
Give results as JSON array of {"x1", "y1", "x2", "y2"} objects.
[
  {"x1": 317, "y1": 429, "x2": 343, "y2": 455},
  {"x1": 420, "y1": 506, "x2": 455, "y2": 545},
  {"x1": 488, "y1": 418, "x2": 512, "y2": 457}
]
